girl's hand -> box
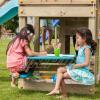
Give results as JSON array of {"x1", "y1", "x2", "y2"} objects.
[
  {"x1": 73, "y1": 64, "x2": 77, "y2": 69},
  {"x1": 57, "y1": 42, "x2": 61, "y2": 48},
  {"x1": 53, "y1": 42, "x2": 61, "y2": 49},
  {"x1": 40, "y1": 51, "x2": 47, "y2": 56},
  {"x1": 53, "y1": 43, "x2": 57, "y2": 48}
]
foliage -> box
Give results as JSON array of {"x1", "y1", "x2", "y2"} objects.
[{"x1": 3, "y1": 15, "x2": 18, "y2": 33}]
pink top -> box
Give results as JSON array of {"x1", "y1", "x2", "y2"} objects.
[{"x1": 7, "y1": 38, "x2": 28, "y2": 68}]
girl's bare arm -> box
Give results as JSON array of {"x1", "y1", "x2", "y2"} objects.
[
  {"x1": 24, "y1": 45, "x2": 47, "y2": 56},
  {"x1": 74, "y1": 48, "x2": 90, "y2": 68}
]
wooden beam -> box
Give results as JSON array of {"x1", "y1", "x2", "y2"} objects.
[
  {"x1": 88, "y1": 17, "x2": 98, "y2": 84},
  {"x1": 19, "y1": 17, "x2": 27, "y2": 31},
  {"x1": 95, "y1": 6, "x2": 100, "y2": 84},
  {"x1": 65, "y1": 35, "x2": 70, "y2": 54},
  {"x1": 71, "y1": 0, "x2": 96, "y2": 4},
  {"x1": 19, "y1": 0, "x2": 96, "y2": 5},
  {"x1": 33, "y1": 17, "x2": 40, "y2": 52},
  {"x1": 89, "y1": 11, "x2": 100, "y2": 84},
  {"x1": 19, "y1": 6, "x2": 96, "y2": 17},
  {"x1": 59, "y1": 19, "x2": 65, "y2": 54},
  {"x1": 95, "y1": 38, "x2": 100, "y2": 84},
  {"x1": 54, "y1": 26, "x2": 58, "y2": 44},
  {"x1": 97, "y1": 39, "x2": 100, "y2": 83},
  {"x1": 88, "y1": 17, "x2": 96, "y2": 40},
  {"x1": 59, "y1": 18, "x2": 70, "y2": 54},
  {"x1": 95, "y1": 45, "x2": 98, "y2": 84}
]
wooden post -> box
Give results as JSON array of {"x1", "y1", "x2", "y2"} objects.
[
  {"x1": 59, "y1": 18, "x2": 70, "y2": 54},
  {"x1": 19, "y1": 17, "x2": 27, "y2": 31},
  {"x1": 55, "y1": 26, "x2": 58, "y2": 44},
  {"x1": 65, "y1": 35, "x2": 70, "y2": 54},
  {"x1": 88, "y1": 17, "x2": 97, "y2": 80},
  {"x1": 33, "y1": 17, "x2": 40, "y2": 52},
  {"x1": 95, "y1": 35, "x2": 99, "y2": 84},
  {"x1": 97, "y1": 39, "x2": 100, "y2": 83},
  {"x1": 96, "y1": 8, "x2": 100, "y2": 83},
  {"x1": 88, "y1": 17, "x2": 96, "y2": 40},
  {"x1": 59, "y1": 18, "x2": 66, "y2": 54},
  {"x1": 97, "y1": 0, "x2": 100, "y2": 83}
]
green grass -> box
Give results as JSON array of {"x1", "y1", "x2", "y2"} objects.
[{"x1": 0, "y1": 38, "x2": 100, "y2": 100}]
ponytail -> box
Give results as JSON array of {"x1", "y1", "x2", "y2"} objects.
[
  {"x1": 76, "y1": 27, "x2": 97, "y2": 56},
  {"x1": 90, "y1": 40, "x2": 97, "y2": 55}
]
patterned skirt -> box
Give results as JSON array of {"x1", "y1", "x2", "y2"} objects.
[{"x1": 66, "y1": 64, "x2": 95, "y2": 85}]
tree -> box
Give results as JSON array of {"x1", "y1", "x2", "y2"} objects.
[{"x1": 3, "y1": 15, "x2": 18, "y2": 33}]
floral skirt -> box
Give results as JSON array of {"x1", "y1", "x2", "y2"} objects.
[{"x1": 66, "y1": 64, "x2": 95, "y2": 85}]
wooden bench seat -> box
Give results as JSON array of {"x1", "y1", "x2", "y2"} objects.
[{"x1": 18, "y1": 78, "x2": 95, "y2": 94}]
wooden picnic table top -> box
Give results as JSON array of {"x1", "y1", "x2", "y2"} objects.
[{"x1": 27, "y1": 54, "x2": 76, "y2": 63}]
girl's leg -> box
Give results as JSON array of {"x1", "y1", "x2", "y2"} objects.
[
  {"x1": 11, "y1": 76, "x2": 17, "y2": 87},
  {"x1": 11, "y1": 72, "x2": 19, "y2": 87},
  {"x1": 60, "y1": 72, "x2": 70, "y2": 98},
  {"x1": 60, "y1": 79, "x2": 67, "y2": 97},
  {"x1": 47, "y1": 67, "x2": 67, "y2": 95},
  {"x1": 9, "y1": 67, "x2": 19, "y2": 87}
]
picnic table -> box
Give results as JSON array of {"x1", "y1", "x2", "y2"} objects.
[
  {"x1": 20, "y1": 54, "x2": 75, "y2": 78},
  {"x1": 18, "y1": 54, "x2": 95, "y2": 95}
]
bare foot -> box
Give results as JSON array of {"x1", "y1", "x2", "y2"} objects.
[{"x1": 46, "y1": 89, "x2": 60, "y2": 96}]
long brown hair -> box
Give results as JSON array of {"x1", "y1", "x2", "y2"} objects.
[
  {"x1": 76, "y1": 27, "x2": 97, "y2": 55},
  {"x1": 6, "y1": 24, "x2": 35, "y2": 54}
]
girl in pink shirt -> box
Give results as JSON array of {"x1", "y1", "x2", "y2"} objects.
[{"x1": 6, "y1": 24, "x2": 47, "y2": 87}]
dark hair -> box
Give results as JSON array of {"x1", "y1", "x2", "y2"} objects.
[
  {"x1": 76, "y1": 27, "x2": 97, "y2": 55},
  {"x1": 6, "y1": 24, "x2": 35, "y2": 54},
  {"x1": 18, "y1": 24, "x2": 35, "y2": 40}
]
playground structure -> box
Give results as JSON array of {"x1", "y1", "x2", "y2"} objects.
[
  {"x1": 0, "y1": 0, "x2": 18, "y2": 24},
  {"x1": 0, "y1": 0, "x2": 100, "y2": 94},
  {"x1": 18, "y1": 0, "x2": 100, "y2": 94}
]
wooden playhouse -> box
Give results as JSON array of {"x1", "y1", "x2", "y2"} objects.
[{"x1": 18, "y1": 0, "x2": 100, "y2": 94}]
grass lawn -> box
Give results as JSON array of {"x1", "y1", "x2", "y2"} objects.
[{"x1": 0, "y1": 38, "x2": 100, "y2": 100}]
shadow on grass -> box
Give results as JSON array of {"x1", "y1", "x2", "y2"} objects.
[
  {"x1": 16, "y1": 89, "x2": 56, "y2": 100},
  {"x1": 17, "y1": 84, "x2": 100, "y2": 99},
  {"x1": 18, "y1": 89, "x2": 50, "y2": 96}
]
